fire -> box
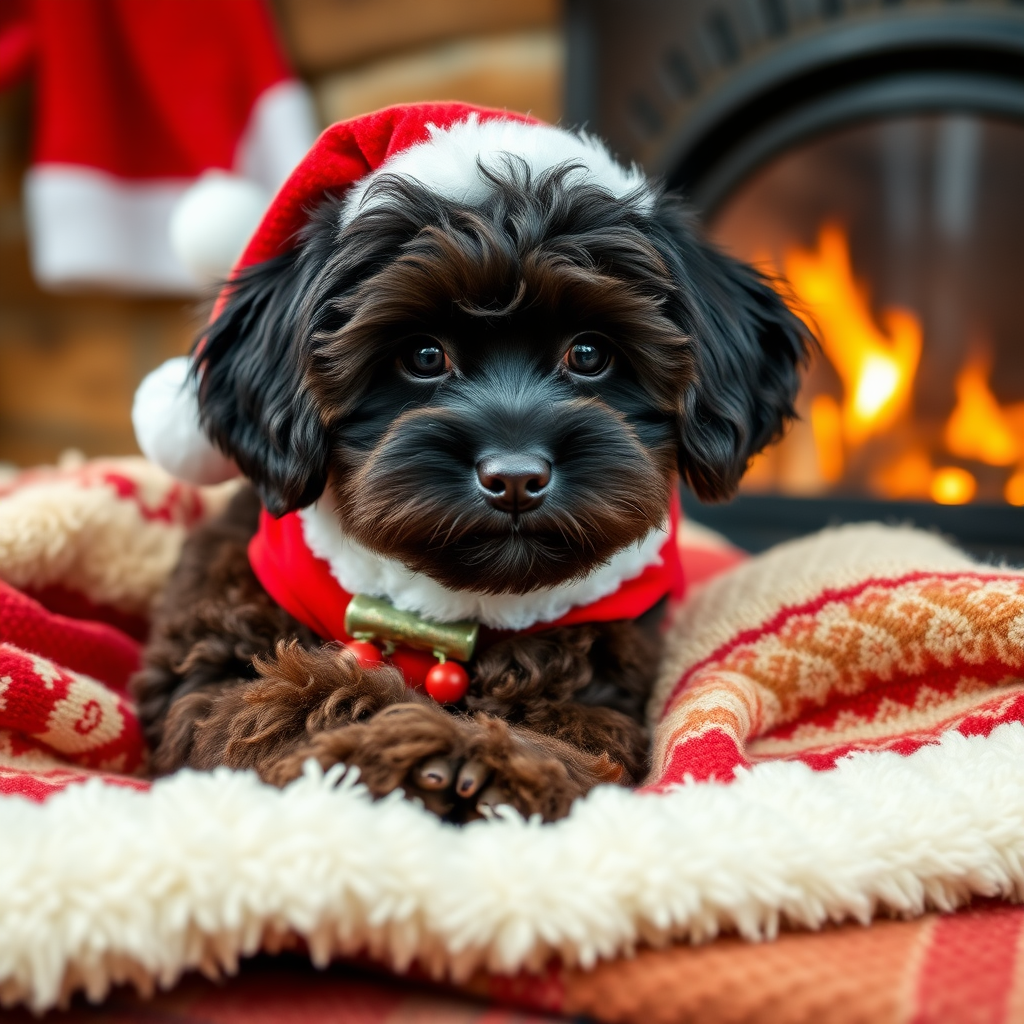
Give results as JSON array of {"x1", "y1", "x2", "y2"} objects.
[
  {"x1": 1006, "y1": 470, "x2": 1024, "y2": 506},
  {"x1": 871, "y1": 448, "x2": 933, "y2": 501},
  {"x1": 931, "y1": 467, "x2": 977, "y2": 505},
  {"x1": 744, "y1": 220, "x2": 1024, "y2": 505},
  {"x1": 784, "y1": 224, "x2": 922, "y2": 447},
  {"x1": 944, "y1": 349, "x2": 1019, "y2": 466},
  {"x1": 809, "y1": 394, "x2": 843, "y2": 484}
]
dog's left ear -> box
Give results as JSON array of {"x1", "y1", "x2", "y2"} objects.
[
  {"x1": 196, "y1": 247, "x2": 330, "y2": 516},
  {"x1": 646, "y1": 197, "x2": 812, "y2": 502}
]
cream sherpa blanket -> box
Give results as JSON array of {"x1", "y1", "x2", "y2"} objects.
[{"x1": 1, "y1": 457, "x2": 1023, "y2": 1012}]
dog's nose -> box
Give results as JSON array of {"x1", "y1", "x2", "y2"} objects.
[{"x1": 476, "y1": 455, "x2": 551, "y2": 513}]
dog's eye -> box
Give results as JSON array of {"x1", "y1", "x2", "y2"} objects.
[
  {"x1": 402, "y1": 341, "x2": 451, "y2": 379},
  {"x1": 564, "y1": 336, "x2": 612, "y2": 377}
]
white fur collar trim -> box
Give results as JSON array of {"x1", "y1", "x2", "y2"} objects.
[
  {"x1": 298, "y1": 500, "x2": 668, "y2": 631},
  {"x1": 341, "y1": 114, "x2": 654, "y2": 225}
]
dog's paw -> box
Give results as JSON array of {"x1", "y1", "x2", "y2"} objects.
[{"x1": 268, "y1": 701, "x2": 625, "y2": 822}]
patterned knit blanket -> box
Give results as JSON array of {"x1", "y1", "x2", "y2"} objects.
[
  {"x1": 648, "y1": 524, "x2": 1024, "y2": 788},
  {"x1": 0, "y1": 457, "x2": 232, "y2": 798},
  {"x1": 2, "y1": 457, "x2": 1024, "y2": 1017}
]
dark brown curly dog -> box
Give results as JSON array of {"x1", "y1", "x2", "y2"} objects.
[{"x1": 133, "y1": 142, "x2": 807, "y2": 821}]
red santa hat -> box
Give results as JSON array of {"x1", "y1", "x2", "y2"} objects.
[
  {"x1": 3, "y1": 0, "x2": 318, "y2": 294},
  {"x1": 133, "y1": 102, "x2": 653, "y2": 485}
]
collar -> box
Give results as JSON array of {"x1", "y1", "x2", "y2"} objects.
[{"x1": 248, "y1": 494, "x2": 685, "y2": 646}]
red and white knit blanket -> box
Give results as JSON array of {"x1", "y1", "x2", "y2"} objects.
[
  {"x1": 0, "y1": 457, "x2": 230, "y2": 797},
  {"x1": 2, "y1": 457, "x2": 1024, "y2": 1013}
]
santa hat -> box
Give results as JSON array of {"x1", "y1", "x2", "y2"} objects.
[
  {"x1": 133, "y1": 102, "x2": 652, "y2": 486},
  {"x1": 4, "y1": 0, "x2": 317, "y2": 294}
]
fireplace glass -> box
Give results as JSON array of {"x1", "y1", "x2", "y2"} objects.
[{"x1": 709, "y1": 114, "x2": 1024, "y2": 508}]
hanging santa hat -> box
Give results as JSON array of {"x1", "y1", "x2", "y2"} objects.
[
  {"x1": 133, "y1": 102, "x2": 652, "y2": 486},
  {"x1": 6, "y1": 0, "x2": 318, "y2": 295}
]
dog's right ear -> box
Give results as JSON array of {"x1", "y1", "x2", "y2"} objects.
[{"x1": 196, "y1": 248, "x2": 329, "y2": 517}]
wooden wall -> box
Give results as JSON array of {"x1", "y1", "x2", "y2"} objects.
[
  {"x1": 0, "y1": 87, "x2": 196, "y2": 469},
  {"x1": 0, "y1": 1, "x2": 563, "y2": 469}
]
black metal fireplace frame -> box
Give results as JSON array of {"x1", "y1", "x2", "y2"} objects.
[
  {"x1": 566, "y1": 2, "x2": 1024, "y2": 206},
  {"x1": 680, "y1": 490, "x2": 1024, "y2": 565},
  {"x1": 567, "y1": 0, "x2": 1024, "y2": 562}
]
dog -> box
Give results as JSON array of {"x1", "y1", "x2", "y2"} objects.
[{"x1": 132, "y1": 105, "x2": 809, "y2": 822}]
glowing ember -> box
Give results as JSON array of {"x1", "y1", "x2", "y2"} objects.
[
  {"x1": 784, "y1": 224, "x2": 922, "y2": 447},
  {"x1": 871, "y1": 449, "x2": 933, "y2": 501},
  {"x1": 1006, "y1": 470, "x2": 1024, "y2": 506},
  {"x1": 944, "y1": 350, "x2": 1020, "y2": 466},
  {"x1": 930, "y1": 467, "x2": 977, "y2": 505}
]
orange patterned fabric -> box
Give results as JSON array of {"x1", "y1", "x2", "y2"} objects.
[
  {"x1": 468, "y1": 903, "x2": 1024, "y2": 1024},
  {"x1": 646, "y1": 528, "x2": 1024, "y2": 789}
]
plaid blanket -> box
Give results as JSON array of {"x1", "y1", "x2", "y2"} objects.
[{"x1": 2, "y1": 457, "x2": 1023, "y2": 1022}]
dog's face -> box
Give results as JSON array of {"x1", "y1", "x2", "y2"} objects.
[{"x1": 198, "y1": 165, "x2": 809, "y2": 594}]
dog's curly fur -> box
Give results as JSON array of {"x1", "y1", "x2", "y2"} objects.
[{"x1": 133, "y1": 162, "x2": 810, "y2": 822}]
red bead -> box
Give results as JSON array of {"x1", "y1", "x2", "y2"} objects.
[
  {"x1": 346, "y1": 640, "x2": 383, "y2": 668},
  {"x1": 388, "y1": 648, "x2": 436, "y2": 690},
  {"x1": 424, "y1": 660, "x2": 469, "y2": 704}
]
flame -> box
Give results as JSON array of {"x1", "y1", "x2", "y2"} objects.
[
  {"x1": 931, "y1": 466, "x2": 977, "y2": 505},
  {"x1": 871, "y1": 448, "x2": 933, "y2": 500},
  {"x1": 745, "y1": 221, "x2": 1023, "y2": 506},
  {"x1": 1006, "y1": 469, "x2": 1024, "y2": 506},
  {"x1": 784, "y1": 224, "x2": 922, "y2": 447},
  {"x1": 1003, "y1": 402, "x2": 1024, "y2": 440},
  {"x1": 944, "y1": 350, "x2": 1019, "y2": 465},
  {"x1": 809, "y1": 394, "x2": 843, "y2": 483}
]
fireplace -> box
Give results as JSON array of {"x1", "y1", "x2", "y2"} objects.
[{"x1": 566, "y1": 0, "x2": 1024, "y2": 562}]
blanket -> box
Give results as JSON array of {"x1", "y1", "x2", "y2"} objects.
[
  {"x1": 0, "y1": 456, "x2": 233, "y2": 797},
  {"x1": 1, "y1": 457, "x2": 1023, "y2": 1019}
]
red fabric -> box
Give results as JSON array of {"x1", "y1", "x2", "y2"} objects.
[
  {"x1": 23, "y1": 584, "x2": 151, "y2": 642},
  {"x1": 911, "y1": 904, "x2": 1024, "y2": 1024},
  {"x1": 0, "y1": 597, "x2": 145, "y2": 778},
  {"x1": 0, "y1": 579, "x2": 140, "y2": 693},
  {"x1": 678, "y1": 542, "x2": 746, "y2": 586},
  {"x1": 645, "y1": 729, "x2": 750, "y2": 790},
  {"x1": 0, "y1": 459, "x2": 227, "y2": 799},
  {"x1": 0, "y1": 956, "x2": 570, "y2": 1023},
  {"x1": 0, "y1": 0, "x2": 34, "y2": 92},
  {"x1": 6, "y1": 0, "x2": 292, "y2": 178},
  {"x1": 248, "y1": 495, "x2": 686, "y2": 661}
]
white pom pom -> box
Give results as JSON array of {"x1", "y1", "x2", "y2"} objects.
[
  {"x1": 169, "y1": 171, "x2": 270, "y2": 283},
  {"x1": 132, "y1": 356, "x2": 239, "y2": 485}
]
